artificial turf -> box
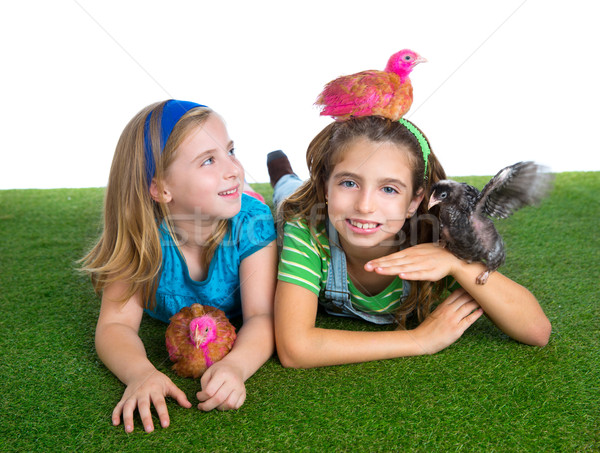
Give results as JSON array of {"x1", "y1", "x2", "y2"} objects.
[{"x1": 0, "y1": 172, "x2": 598, "y2": 451}]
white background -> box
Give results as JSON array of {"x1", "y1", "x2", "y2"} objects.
[{"x1": 1, "y1": 0, "x2": 598, "y2": 189}]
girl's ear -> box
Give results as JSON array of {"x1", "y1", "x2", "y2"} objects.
[
  {"x1": 149, "y1": 179, "x2": 172, "y2": 203},
  {"x1": 407, "y1": 187, "x2": 425, "y2": 217}
]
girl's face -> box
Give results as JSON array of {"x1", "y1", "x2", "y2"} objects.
[
  {"x1": 159, "y1": 115, "x2": 244, "y2": 224},
  {"x1": 325, "y1": 137, "x2": 423, "y2": 253}
]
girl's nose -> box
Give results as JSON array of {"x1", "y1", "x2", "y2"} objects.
[
  {"x1": 224, "y1": 155, "x2": 242, "y2": 179},
  {"x1": 355, "y1": 189, "x2": 375, "y2": 213}
]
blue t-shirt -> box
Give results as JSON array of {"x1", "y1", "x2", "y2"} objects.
[{"x1": 145, "y1": 194, "x2": 276, "y2": 323}]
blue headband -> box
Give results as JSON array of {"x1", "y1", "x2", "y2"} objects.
[{"x1": 144, "y1": 100, "x2": 207, "y2": 185}]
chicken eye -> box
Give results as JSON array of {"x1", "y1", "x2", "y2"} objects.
[
  {"x1": 404, "y1": 55, "x2": 412, "y2": 61},
  {"x1": 440, "y1": 192, "x2": 448, "y2": 199}
]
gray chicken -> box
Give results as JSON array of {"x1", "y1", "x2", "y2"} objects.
[{"x1": 428, "y1": 161, "x2": 553, "y2": 284}]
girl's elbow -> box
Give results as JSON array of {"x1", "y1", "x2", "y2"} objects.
[
  {"x1": 534, "y1": 319, "x2": 552, "y2": 347},
  {"x1": 275, "y1": 336, "x2": 311, "y2": 369},
  {"x1": 278, "y1": 352, "x2": 302, "y2": 369},
  {"x1": 525, "y1": 318, "x2": 552, "y2": 347},
  {"x1": 94, "y1": 322, "x2": 109, "y2": 349}
]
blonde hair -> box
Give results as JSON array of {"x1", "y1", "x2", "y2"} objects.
[
  {"x1": 81, "y1": 101, "x2": 228, "y2": 308},
  {"x1": 279, "y1": 116, "x2": 447, "y2": 327}
]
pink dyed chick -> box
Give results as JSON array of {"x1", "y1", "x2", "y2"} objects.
[
  {"x1": 165, "y1": 304, "x2": 236, "y2": 379},
  {"x1": 316, "y1": 49, "x2": 426, "y2": 121}
]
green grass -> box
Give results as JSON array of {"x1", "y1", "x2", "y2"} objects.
[{"x1": 1, "y1": 172, "x2": 598, "y2": 451}]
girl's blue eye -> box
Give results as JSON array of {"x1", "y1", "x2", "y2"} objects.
[
  {"x1": 382, "y1": 186, "x2": 398, "y2": 194},
  {"x1": 341, "y1": 180, "x2": 356, "y2": 188},
  {"x1": 228, "y1": 148, "x2": 236, "y2": 156},
  {"x1": 201, "y1": 157, "x2": 214, "y2": 166}
]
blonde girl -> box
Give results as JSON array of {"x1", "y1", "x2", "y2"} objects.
[
  {"x1": 82, "y1": 100, "x2": 277, "y2": 432},
  {"x1": 274, "y1": 116, "x2": 550, "y2": 368}
]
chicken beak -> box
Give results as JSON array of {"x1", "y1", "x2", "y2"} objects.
[
  {"x1": 191, "y1": 325, "x2": 201, "y2": 348},
  {"x1": 415, "y1": 56, "x2": 428, "y2": 65},
  {"x1": 428, "y1": 196, "x2": 440, "y2": 210}
]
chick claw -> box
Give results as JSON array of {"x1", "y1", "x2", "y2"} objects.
[{"x1": 476, "y1": 270, "x2": 491, "y2": 285}]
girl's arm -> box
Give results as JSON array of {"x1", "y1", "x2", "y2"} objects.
[
  {"x1": 366, "y1": 244, "x2": 552, "y2": 347},
  {"x1": 96, "y1": 282, "x2": 191, "y2": 432},
  {"x1": 196, "y1": 240, "x2": 278, "y2": 411},
  {"x1": 274, "y1": 280, "x2": 483, "y2": 369},
  {"x1": 452, "y1": 259, "x2": 551, "y2": 346}
]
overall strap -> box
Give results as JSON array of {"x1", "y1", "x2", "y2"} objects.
[
  {"x1": 323, "y1": 219, "x2": 396, "y2": 325},
  {"x1": 324, "y1": 219, "x2": 351, "y2": 304}
]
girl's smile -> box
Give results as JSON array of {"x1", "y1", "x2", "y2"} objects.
[
  {"x1": 346, "y1": 218, "x2": 382, "y2": 233},
  {"x1": 218, "y1": 184, "x2": 241, "y2": 198}
]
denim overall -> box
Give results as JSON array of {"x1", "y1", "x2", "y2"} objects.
[{"x1": 322, "y1": 220, "x2": 410, "y2": 325}]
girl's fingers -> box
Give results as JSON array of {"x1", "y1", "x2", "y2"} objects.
[
  {"x1": 233, "y1": 391, "x2": 246, "y2": 410},
  {"x1": 451, "y1": 289, "x2": 473, "y2": 305},
  {"x1": 112, "y1": 400, "x2": 124, "y2": 426},
  {"x1": 372, "y1": 264, "x2": 410, "y2": 275},
  {"x1": 366, "y1": 244, "x2": 454, "y2": 274},
  {"x1": 368, "y1": 253, "x2": 413, "y2": 268},
  {"x1": 216, "y1": 387, "x2": 245, "y2": 411},
  {"x1": 365, "y1": 247, "x2": 430, "y2": 269},
  {"x1": 449, "y1": 292, "x2": 482, "y2": 326},
  {"x1": 365, "y1": 256, "x2": 405, "y2": 270},
  {"x1": 155, "y1": 382, "x2": 191, "y2": 428},
  {"x1": 397, "y1": 268, "x2": 448, "y2": 282},
  {"x1": 110, "y1": 377, "x2": 189, "y2": 433},
  {"x1": 198, "y1": 381, "x2": 232, "y2": 412},
  {"x1": 444, "y1": 288, "x2": 467, "y2": 304},
  {"x1": 121, "y1": 399, "x2": 137, "y2": 433},
  {"x1": 456, "y1": 300, "x2": 481, "y2": 318},
  {"x1": 198, "y1": 381, "x2": 245, "y2": 412},
  {"x1": 136, "y1": 397, "x2": 154, "y2": 433},
  {"x1": 167, "y1": 381, "x2": 192, "y2": 409},
  {"x1": 465, "y1": 307, "x2": 484, "y2": 325},
  {"x1": 367, "y1": 258, "x2": 452, "y2": 282},
  {"x1": 368, "y1": 258, "x2": 431, "y2": 276},
  {"x1": 366, "y1": 243, "x2": 435, "y2": 266},
  {"x1": 196, "y1": 368, "x2": 220, "y2": 407},
  {"x1": 197, "y1": 391, "x2": 222, "y2": 412},
  {"x1": 150, "y1": 393, "x2": 169, "y2": 429},
  {"x1": 197, "y1": 364, "x2": 245, "y2": 411},
  {"x1": 219, "y1": 392, "x2": 242, "y2": 411},
  {"x1": 199, "y1": 368, "x2": 219, "y2": 397}
]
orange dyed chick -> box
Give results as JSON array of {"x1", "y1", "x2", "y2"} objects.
[
  {"x1": 316, "y1": 49, "x2": 426, "y2": 121},
  {"x1": 165, "y1": 304, "x2": 236, "y2": 379}
]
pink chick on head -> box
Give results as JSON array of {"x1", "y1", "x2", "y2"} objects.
[{"x1": 316, "y1": 48, "x2": 426, "y2": 121}]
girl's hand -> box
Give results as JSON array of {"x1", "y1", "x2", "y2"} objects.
[
  {"x1": 196, "y1": 361, "x2": 246, "y2": 411},
  {"x1": 112, "y1": 369, "x2": 191, "y2": 433},
  {"x1": 365, "y1": 243, "x2": 460, "y2": 282},
  {"x1": 411, "y1": 288, "x2": 483, "y2": 354}
]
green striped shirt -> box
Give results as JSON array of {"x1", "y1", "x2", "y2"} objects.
[{"x1": 278, "y1": 219, "x2": 405, "y2": 315}]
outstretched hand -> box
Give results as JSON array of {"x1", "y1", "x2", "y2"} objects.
[
  {"x1": 365, "y1": 243, "x2": 459, "y2": 282},
  {"x1": 112, "y1": 369, "x2": 192, "y2": 433}
]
